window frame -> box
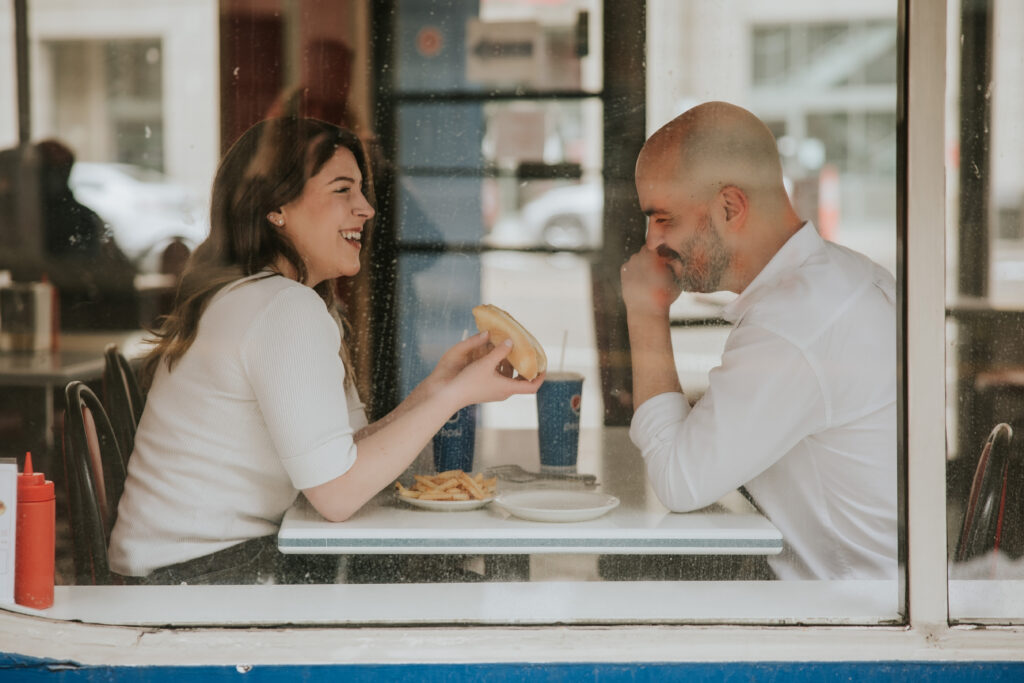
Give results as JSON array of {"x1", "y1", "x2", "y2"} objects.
[{"x1": 4, "y1": 0, "x2": 1022, "y2": 667}]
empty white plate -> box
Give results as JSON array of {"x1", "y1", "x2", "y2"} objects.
[{"x1": 494, "y1": 490, "x2": 620, "y2": 523}]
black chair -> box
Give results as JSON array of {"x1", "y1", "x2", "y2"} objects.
[
  {"x1": 103, "y1": 343, "x2": 144, "y2": 461},
  {"x1": 956, "y1": 422, "x2": 1015, "y2": 564},
  {"x1": 63, "y1": 380, "x2": 126, "y2": 585}
]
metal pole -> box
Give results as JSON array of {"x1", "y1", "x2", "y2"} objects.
[
  {"x1": 957, "y1": 0, "x2": 992, "y2": 298},
  {"x1": 14, "y1": 0, "x2": 30, "y2": 144}
]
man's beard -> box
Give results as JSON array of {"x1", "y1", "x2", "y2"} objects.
[{"x1": 657, "y1": 214, "x2": 729, "y2": 293}]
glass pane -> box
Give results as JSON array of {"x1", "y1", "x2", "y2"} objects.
[
  {"x1": 946, "y1": 0, "x2": 1024, "y2": 624},
  {"x1": 0, "y1": 0, "x2": 903, "y2": 629},
  {"x1": 0, "y1": 0, "x2": 16, "y2": 149},
  {"x1": 0, "y1": 0, "x2": 221, "y2": 596},
  {"x1": 485, "y1": 176, "x2": 603, "y2": 250},
  {"x1": 483, "y1": 99, "x2": 602, "y2": 171},
  {"x1": 395, "y1": 0, "x2": 601, "y2": 94},
  {"x1": 396, "y1": 251, "x2": 482, "y2": 398},
  {"x1": 643, "y1": 0, "x2": 899, "y2": 612},
  {"x1": 396, "y1": 98, "x2": 603, "y2": 248},
  {"x1": 397, "y1": 103, "x2": 485, "y2": 170}
]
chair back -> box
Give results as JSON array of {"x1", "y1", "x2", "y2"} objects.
[
  {"x1": 956, "y1": 422, "x2": 1015, "y2": 564},
  {"x1": 103, "y1": 343, "x2": 144, "y2": 460},
  {"x1": 63, "y1": 380, "x2": 126, "y2": 585}
]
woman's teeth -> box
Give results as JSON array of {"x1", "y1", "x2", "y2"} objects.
[{"x1": 341, "y1": 230, "x2": 361, "y2": 242}]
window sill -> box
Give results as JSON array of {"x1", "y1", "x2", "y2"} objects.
[
  {"x1": 4, "y1": 580, "x2": 899, "y2": 628},
  {"x1": 0, "y1": 581, "x2": 1022, "y2": 668}
]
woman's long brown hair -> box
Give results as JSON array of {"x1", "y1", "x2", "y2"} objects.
[{"x1": 141, "y1": 117, "x2": 373, "y2": 388}]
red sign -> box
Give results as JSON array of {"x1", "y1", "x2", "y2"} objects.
[{"x1": 417, "y1": 26, "x2": 443, "y2": 58}]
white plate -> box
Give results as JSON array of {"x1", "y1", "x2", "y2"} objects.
[
  {"x1": 396, "y1": 494, "x2": 494, "y2": 511},
  {"x1": 494, "y1": 490, "x2": 620, "y2": 523}
]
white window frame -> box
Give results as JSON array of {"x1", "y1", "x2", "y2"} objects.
[{"x1": 4, "y1": 0, "x2": 1023, "y2": 666}]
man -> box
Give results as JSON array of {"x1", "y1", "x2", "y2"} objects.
[{"x1": 621, "y1": 101, "x2": 897, "y2": 580}]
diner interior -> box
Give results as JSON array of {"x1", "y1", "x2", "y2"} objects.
[{"x1": 0, "y1": 0, "x2": 1020, "y2": 628}]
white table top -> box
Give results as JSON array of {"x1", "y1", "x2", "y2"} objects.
[{"x1": 278, "y1": 427, "x2": 782, "y2": 556}]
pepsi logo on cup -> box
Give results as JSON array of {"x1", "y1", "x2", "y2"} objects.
[{"x1": 570, "y1": 394, "x2": 582, "y2": 415}]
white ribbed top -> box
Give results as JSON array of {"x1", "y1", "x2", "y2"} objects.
[{"x1": 109, "y1": 273, "x2": 366, "y2": 576}]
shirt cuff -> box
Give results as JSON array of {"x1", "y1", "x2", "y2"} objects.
[
  {"x1": 282, "y1": 437, "x2": 358, "y2": 490},
  {"x1": 629, "y1": 391, "x2": 690, "y2": 456}
]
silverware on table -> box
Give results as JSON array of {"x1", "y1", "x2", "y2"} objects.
[{"x1": 485, "y1": 464, "x2": 598, "y2": 486}]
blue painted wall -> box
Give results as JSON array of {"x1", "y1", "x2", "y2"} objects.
[{"x1": 3, "y1": 658, "x2": 1024, "y2": 682}]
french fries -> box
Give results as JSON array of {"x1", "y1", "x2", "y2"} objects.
[{"x1": 395, "y1": 470, "x2": 498, "y2": 502}]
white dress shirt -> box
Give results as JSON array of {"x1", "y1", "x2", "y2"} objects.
[
  {"x1": 630, "y1": 223, "x2": 897, "y2": 579},
  {"x1": 109, "y1": 273, "x2": 367, "y2": 576}
]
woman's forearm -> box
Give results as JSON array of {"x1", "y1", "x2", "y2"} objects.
[
  {"x1": 353, "y1": 377, "x2": 438, "y2": 440},
  {"x1": 304, "y1": 383, "x2": 461, "y2": 521}
]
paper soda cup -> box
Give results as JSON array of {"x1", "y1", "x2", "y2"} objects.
[
  {"x1": 432, "y1": 404, "x2": 477, "y2": 473},
  {"x1": 536, "y1": 371, "x2": 583, "y2": 472}
]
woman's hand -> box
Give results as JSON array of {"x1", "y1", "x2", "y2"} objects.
[
  {"x1": 430, "y1": 331, "x2": 492, "y2": 382},
  {"x1": 445, "y1": 338, "x2": 544, "y2": 405},
  {"x1": 359, "y1": 331, "x2": 530, "y2": 442},
  {"x1": 308, "y1": 334, "x2": 541, "y2": 523},
  {"x1": 421, "y1": 331, "x2": 525, "y2": 395},
  {"x1": 408, "y1": 331, "x2": 492, "y2": 405}
]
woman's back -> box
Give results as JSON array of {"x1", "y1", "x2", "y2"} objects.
[{"x1": 109, "y1": 273, "x2": 367, "y2": 577}]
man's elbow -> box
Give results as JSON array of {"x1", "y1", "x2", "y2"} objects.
[
  {"x1": 654, "y1": 491, "x2": 705, "y2": 514},
  {"x1": 647, "y1": 472, "x2": 718, "y2": 512},
  {"x1": 664, "y1": 500, "x2": 710, "y2": 514}
]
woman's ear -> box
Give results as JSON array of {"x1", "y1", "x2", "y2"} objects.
[
  {"x1": 267, "y1": 211, "x2": 285, "y2": 227},
  {"x1": 719, "y1": 185, "x2": 748, "y2": 227}
]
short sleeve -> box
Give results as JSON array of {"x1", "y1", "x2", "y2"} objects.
[{"x1": 241, "y1": 286, "x2": 359, "y2": 490}]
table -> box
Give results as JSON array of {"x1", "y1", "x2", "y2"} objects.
[
  {"x1": 277, "y1": 428, "x2": 782, "y2": 561},
  {"x1": 0, "y1": 330, "x2": 147, "y2": 386},
  {"x1": 0, "y1": 330, "x2": 147, "y2": 463}
]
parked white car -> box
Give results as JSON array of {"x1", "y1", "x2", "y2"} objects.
[
  {"x1": 68, "y1": 162, "x2": 208, "y2": 272},
  {"x1": 487, "y1": 182, "x2": 603, "y2": 250}
]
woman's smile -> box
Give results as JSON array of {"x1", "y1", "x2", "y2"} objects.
[{"x1": 276, "y1": 146, "x2": 375, "y2": 284}]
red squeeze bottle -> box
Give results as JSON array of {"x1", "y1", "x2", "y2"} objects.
[{"x1": 16, "y1": 452, "x2": 55, "y2": 609}]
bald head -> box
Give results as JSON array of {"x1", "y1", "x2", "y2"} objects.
[
  {"x1": 634, "y1": 102, "x2": 804, "y2": 294},
  {"x1": 638, "y1": 101, "x2": 788, "y2": 206}
]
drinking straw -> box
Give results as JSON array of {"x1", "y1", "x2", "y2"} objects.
[{"x1": 559, "y1": 330, "x2": 568, "y2": 372}]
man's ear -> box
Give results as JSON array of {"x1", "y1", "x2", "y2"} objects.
[{"x1": 719, "y1": 185, "x2": 748, "y2": 226}]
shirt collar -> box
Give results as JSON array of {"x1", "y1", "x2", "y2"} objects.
[{"x1": 721, "y1": 221, "x2": 822, "y2": 324}]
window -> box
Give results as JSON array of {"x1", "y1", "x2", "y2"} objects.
[
  {"x1": 946, "y1": 0, "x2": 1024, "y2": 624},
  {"x1": 0, "y1": 0, "x2": 962, "y2": 647}
]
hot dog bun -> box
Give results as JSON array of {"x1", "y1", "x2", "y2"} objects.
[{"x1": 472, "y1": 304, "x2": 548, "y2": 380}]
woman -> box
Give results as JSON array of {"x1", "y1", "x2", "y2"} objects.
[{"x1": 107, "y1": 117, "x2": 542, "y2": 584}]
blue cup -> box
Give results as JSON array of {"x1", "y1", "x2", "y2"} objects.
[
  {"x1": 433, "y1": 404, "x2": 477, "y2": 473},
  {"x1": 536, "y1": 371, "x2": 584, "y2": 472}
]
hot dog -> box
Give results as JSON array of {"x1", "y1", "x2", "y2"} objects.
[{"x1": 471, "y1": 304, "x2": 548, "y2": 380}]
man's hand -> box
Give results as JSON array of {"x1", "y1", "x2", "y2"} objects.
[
  {"x1": 621, "y1": 245, "x2": 684, "y2": 318},
  {"x1": 621, "y1": 246, "x2": 684, "y2": 407}
]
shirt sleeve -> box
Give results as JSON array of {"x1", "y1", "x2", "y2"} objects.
[
  {"x1": 241, "y1": 286, "x2": 359, "y2": 490},
  {"x1": 629, "y1": 323, "x2": 827, "y2": 511}
]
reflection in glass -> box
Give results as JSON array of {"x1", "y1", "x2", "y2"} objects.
[{"x1": 946, "y1": 0, "x2": 1024, "y2": 624}]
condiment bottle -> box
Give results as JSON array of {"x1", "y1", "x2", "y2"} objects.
[{"x1": 16, "y1": 452, "x2": 54, "y2": 609}]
